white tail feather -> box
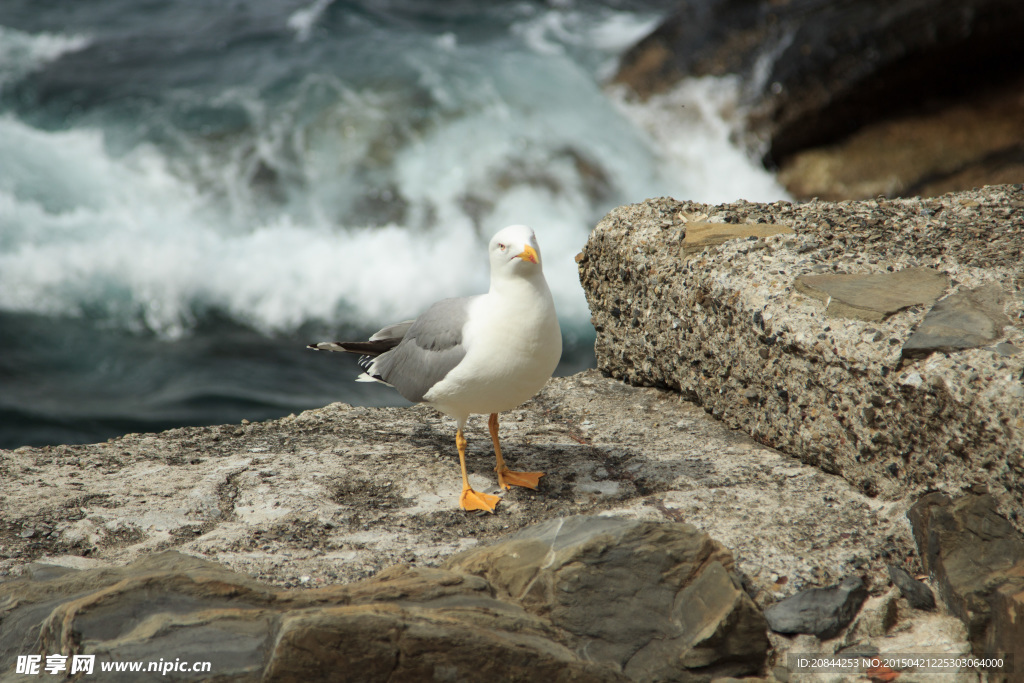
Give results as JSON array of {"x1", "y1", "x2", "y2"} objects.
[
  {"x1": 356, "y1": 372, "x2": 392, "y2": 386},
  {"x1": 310, "y1": 342, "x2": 346, "y2": 352}
]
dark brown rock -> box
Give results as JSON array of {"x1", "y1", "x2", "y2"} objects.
[
  {"x1": 776, "y1": 79, "x2": 1024, "y2": 200},
  {"x1": 989, "y1": 582, "x2": 1024, "y2": 683},
  {"x1": 616, "y1": 0, "x2": 1024, "y2": 166},
  {"x1": 445, "y1": 516, "x2": 769, "y2": 682},
  {"x1": 907, "y1": 491, "x2": 1024, "y2": 673},
  {"x1": 0, "y1": 516, "x2": 773, "y2": 682},
  {"x1": 266, "y1": 606, "x2": 619, "y2": 683},
  {"x1": 615, "y1": 1, "x2": 1024, "y2": 201},
  {"x1": 0, "y1": 545, "x2": 632, "y2": 682}
]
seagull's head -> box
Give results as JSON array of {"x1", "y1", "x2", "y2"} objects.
[{"x1": 489, "y1": 224, "x2": 543, "y2": 277}]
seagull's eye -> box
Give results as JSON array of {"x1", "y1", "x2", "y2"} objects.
[{"x1": 498, "y1": 243, "x2": 506, "y2": 251}]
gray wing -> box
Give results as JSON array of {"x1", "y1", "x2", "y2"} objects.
[{"x1": 371, "y1": 296, "x2": 474, "y2": 403}]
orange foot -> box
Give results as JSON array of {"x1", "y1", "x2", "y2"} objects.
[
  {"x1": 496, "y1": 467, "x2": 545, "y2": 491},
  {"x1": 460, "y1": 487, "x2": 501, "y2": 513}
]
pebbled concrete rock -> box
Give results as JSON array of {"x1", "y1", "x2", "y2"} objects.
[
  {"x1": 763, "y1": 575, "x2": 868, "y2": 640},
  {"x1": 578, "y1": 187, "x2": 1024, "y2": 518}
]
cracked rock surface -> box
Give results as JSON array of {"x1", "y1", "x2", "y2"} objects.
[
  {"x1": 1, "y1": 372, "x2": 912, "y2": 599},
  {"x1": 1, "y1": 368, "x2": 979, "y2": 679}
]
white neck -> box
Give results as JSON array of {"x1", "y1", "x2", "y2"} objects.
[{"x1": 489, "y1": 268, "x2": 551, "y2": 301}]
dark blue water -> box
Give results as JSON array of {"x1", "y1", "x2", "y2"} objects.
[{"x1": 0, "y1": 1, "x2": 785, "y2": 448}]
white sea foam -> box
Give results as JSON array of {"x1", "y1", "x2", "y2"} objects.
[
  {"x1": 0, "y1": 26, "x2": 91, "y2": 90},
  {"x1": 0, "y1": 112, "x2": 553, "y2": 338},
  {"x1": 0, "y1": 15, "x2": 787, "y2": 342},
  {"x1": 286, "y1": 0, "x2": 336, "y2": 43},
  {"x1": 511, "y1": 7, "x2": 662, "y2": 80},
  {"x1": 609, "y1": 76, "x2": 791, "y2": 204}
]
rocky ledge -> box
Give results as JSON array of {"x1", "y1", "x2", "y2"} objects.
[
  {"x1": 3, "y1": 186, "x2": 1023, "y2": 680},
  {"x1": 1, "y1": 368, "x2": 992, "y2": 681},
  {"x1": 579, "y1": 185, "x2": 1024, "y2": 518}
]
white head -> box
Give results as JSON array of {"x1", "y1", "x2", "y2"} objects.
[{"x1": 488, "y1": 225, "x2": 543, "y2": 279}]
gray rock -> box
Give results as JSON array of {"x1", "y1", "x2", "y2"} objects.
[
  {"x1": 794, "y1": 268, "x2": 948, "y2": 322},
  {"x1": 445, "y1": 515, "x2": 768, "y2": 681},
  {"x1": 887, "y1": 564, "x2": 936, "y2": 611},
  {"x1": 0, "y1": 359, "x2": 985, "y2": 676},
  {"x1": 0, "y1": 370, "x2": 927, "y2": 608},
  {"x1": 903, "y1": 284, "x2": 1011, "y2": 357},
  {"x1": 994, "y1": 341, "x2": 1020, "y2": 356},
  {"x1": 763, "y1": 575, "x2": 868, "y2": 640}
]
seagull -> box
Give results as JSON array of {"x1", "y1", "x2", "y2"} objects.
[{"x1": 308, "y1": 225, "x2": 562, "y2": 512}]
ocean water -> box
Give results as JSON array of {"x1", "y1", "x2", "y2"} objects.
[{"x1": 0, "y1": 0, "x2": 787, "y2": 449}]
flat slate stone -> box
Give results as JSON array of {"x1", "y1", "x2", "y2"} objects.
[
  {"x1": 763, "y1": 575, "x2": 868, "y2": 640},
  {"x1": 994, "y1": 341, "x2": 1020, "y2": 356},
  {"x1": 902, "y1": 284, "x2": 1010, "y2": 357},
  {"x1": 683, "y1": 222, "x2": 794, "y2": 256},
  {"x1": 794, "y1": 267, "x2": 949, "y2": 321}
]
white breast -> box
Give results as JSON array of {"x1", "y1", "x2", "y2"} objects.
[{"x1": 424, "y1": 279, "x2": 561, "y2": 419}]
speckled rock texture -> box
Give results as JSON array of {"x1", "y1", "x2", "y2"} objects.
[{"x1": 578, "y1": 185, "x2": 1024, "y2": 520}]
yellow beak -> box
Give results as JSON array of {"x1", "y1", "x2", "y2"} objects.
[{"x1": 516, "y1": 244, "x2": 539, "y2": 264}]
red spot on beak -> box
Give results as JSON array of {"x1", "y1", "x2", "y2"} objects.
[{"x1": 517, "y1": 244, "x2": 539, "y2": 264}]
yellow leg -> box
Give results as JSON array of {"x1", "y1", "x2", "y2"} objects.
[
  {"x1": 489, "y1": 413, "x2": 544, "y2": 490},
  {"x1": 457, "y1": 427, "x2": 500, "y2": 513}
]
